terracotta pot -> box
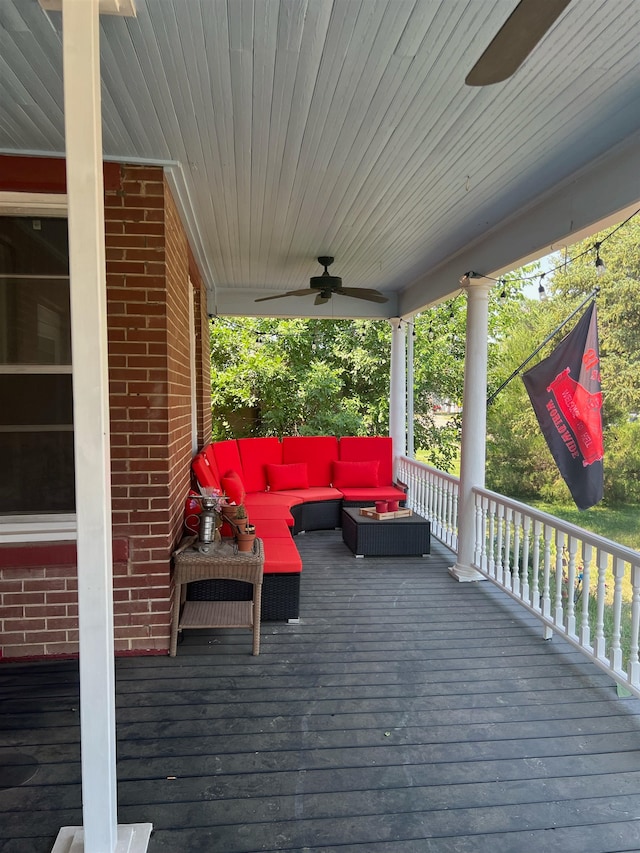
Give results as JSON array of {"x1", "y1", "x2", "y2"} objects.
[{"x1": 236, "y1": 532, "x2": 256, "y2": 553}]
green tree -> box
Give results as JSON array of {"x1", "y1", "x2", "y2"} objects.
[{"x1": 210, "y1": 317, "x2": 390, "y2": 439}]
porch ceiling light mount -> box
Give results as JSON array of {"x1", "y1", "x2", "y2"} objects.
[{"x1": 39, "y1": 0, "x2": 136, "y2": 16}]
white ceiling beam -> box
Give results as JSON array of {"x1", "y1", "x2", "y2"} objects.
[{"x1": 399, "y1": 132, "x2": 640, "y2": 315}]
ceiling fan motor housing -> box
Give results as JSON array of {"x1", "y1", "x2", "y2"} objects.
[
  {"x1": 310, "y1": 273, "x2": 342, "y2": 289},
  {"x1": 311, "y1": 255, "x2": 341, "y2": 289}
]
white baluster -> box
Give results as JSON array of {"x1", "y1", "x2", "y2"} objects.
[
  {"x1": 594, "y1": 548, "x2": 608, "y2": 660},
  {"x1": 495, "y1": 505, "x2": 504, "y2": 586},
  {"x1": 542, "y1": 524, "x2": 553, "y2": 639},
  {"x1": 487, "y1": 500, "x2": 496, "y2": 579},
  {"x1": 580, "y1": 543, "x2": 593, "y2": 650},
  {"x1": 611, "y1": 557, "x2": 625, "y2": 673},
  {"x1": 503, "y1": 507, "x2": 513, "y2": 590},
  {"x1": 629, "y1": 563, "x2": 640, "y2": 688},
  {"x1": 473, "y1": 493, "x2": 483, "y2": 569},
  {"x1": 531, "y1": 519, "x2": 542, "y2": 612},
  {"x1": 512, "y1": 512, "x2": 522, "y2": 598},
  {"x1": 554, "y1": 530, "x2": 565, "y2": 629},
  {"x1": 521, "y1": 515, "x2": 531, "y2": 604},
  {"x1": 566, "y1": 536, "x2": 578, "y2": 639}
]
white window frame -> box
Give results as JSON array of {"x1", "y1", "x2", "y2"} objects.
[{"x1": 0, "y1": 191, "x2": 75, "y2": 542}]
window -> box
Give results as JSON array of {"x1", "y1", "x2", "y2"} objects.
[{"x1": 0, "y1": 216, "x2": 74, "y2": 514}]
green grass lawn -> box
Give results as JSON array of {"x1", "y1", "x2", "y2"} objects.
[{"x1": 528, "y1": 501, "x2": 640, "y2": 552}]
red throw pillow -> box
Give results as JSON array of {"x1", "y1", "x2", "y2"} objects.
[
  {"x1": 221, "y1": 470, "x2": 246, "y2": 505},
  {"x1": 332, "y1": 460, "x2": 379, "y2": 488},
  {"x1": 266, "y1": 462, "x2": 309, "y2": 491}
]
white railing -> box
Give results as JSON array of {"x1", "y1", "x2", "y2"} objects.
[
  {"x1": 473, "y1": 488, "x2": 640, "y2": 698},
  {"x1": 397, "y1": 456, "x2": 459, "y2": 551},
  {"x1": 396, "y1": 456, "x2": 640, "y2": 699}
]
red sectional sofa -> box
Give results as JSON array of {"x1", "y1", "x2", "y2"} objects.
[{"x1": 189, "y1": 436, "x2": 406, "y2": 621}]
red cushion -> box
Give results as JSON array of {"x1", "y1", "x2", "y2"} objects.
[
  {"x1": 252, "y1": 517, "x2": 293, "y2": 537},
  {"x1": 211, "y1": 441, "x2": 244, "y2": 483},
  {"x1": 332, "y1": 460, "x2": 379, "y2": 488},
  {"x1": 237, "y1": 437, "x2": 283, "y2": 492},
  {"x1": 191, "y1": 452, "x2": 220, "y2": 490},
  {"x1": 244, "y1": 492, "x2": 302, "y2": 509},
  {"x1": 282, "y1": 436, "x2": 339, "y2": 487},
  {"x1": 266, "y1": 462, "x2": 309, "y2": 491},
  {"x1": 270, "y1": 486, "x2": 342, "y2": 503},
  {"x1": 202, "y1": 444, "x2": 220, "y2": 480},
  {"x1": 262, "y1": 536, "x2": 303, "y2": 574},
  {"x1": 221, "y1": 470, "x2": 246, "y2": 505},
  {"x1": 339, "y1": 436, "x2": 394, "y2": 485}
]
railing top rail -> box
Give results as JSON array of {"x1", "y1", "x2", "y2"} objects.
[
  {"x1": 475, "y1": 485, "x2": 640, "y2": 564},
  {"x1": 399, "y1": 456, "x2": 460, "y2": 487}
]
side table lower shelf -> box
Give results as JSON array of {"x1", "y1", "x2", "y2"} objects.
[{"x1": 170, "y1": 537, "x2": 264, "y2": 656}]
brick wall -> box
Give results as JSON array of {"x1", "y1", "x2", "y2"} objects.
[
  {"x1": 0, "y1": 158, "x2": 211, "y2": 659},
  {"x1": 0, "y1": 541, "x2": 128, "y2": 659}
]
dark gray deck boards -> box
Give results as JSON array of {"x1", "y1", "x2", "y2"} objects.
[{"x1": 2, "y1": 529, "x2": 640, "y2": 852}]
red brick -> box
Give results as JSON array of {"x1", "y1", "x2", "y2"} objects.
[
  {"x1": 46, "y1": 617, "x2": 78, "y2": 631},
  {"x1": 45, "y1": 592, "x2": 78, "y2": 605}
]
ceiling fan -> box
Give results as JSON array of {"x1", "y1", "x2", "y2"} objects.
[
  {"x1": 465, "y1": 0, "x2": 573, "y2": 86},
  {"x1": 254, "y1": 257, "x2": 388, "y2": 306}
]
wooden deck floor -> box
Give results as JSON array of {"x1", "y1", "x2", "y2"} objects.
[{"x1": 2, "y1": 530, "x2": 640, "y2": 852}]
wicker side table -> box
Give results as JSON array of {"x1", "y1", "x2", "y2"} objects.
[{"x1": 170, "y1": 537, "x2": 264, "y2": 656}]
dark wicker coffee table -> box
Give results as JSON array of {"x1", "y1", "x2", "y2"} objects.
[{"x1": 341, "y1": 507, "x2": 431, "y2": 557}]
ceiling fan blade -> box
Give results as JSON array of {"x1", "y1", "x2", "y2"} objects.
[
  {"x1": 338, "y1": 287, "x2": 389, "y2": 304},
  {"x1": 465, "y1": 0, "x2": 572, "y2": 86},
  {"x1": 254, "y1": 288, "x2": 315, "y2": 303},
  {"x1": 314, "y1": 293, "x2": 331, "y2": 306}
]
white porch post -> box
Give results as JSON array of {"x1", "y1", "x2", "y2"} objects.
[
  {"x1": 54, "y1": 0, "x2": 151, "y2": 850},
  {"x1": 389, "y1": 318, "x2": 407, "y2": 464},
  {"x1": 449, "y1": 281, "x2": 491, "y2": 582},
  {"x1": 407, "y1": 319, "x2": 415, "y2": 459}
]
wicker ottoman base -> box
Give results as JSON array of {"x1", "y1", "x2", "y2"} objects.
[
  {"x1": 341, "y1": 507, "x2": 431, "y2": 557},
  {"x1": 188, "y1": 572, "x2": 300, "y2": 621}
]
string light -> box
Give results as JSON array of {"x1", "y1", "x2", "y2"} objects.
[
  {"x1": 458, "y1": 205, "x2": 639, "y2": 290},
  {"x1": 594, "y1": 242, "x2": 606, "y2": 276},
  {"x1": 538, "y1": 274, "x2": 546, "y2": 300}
]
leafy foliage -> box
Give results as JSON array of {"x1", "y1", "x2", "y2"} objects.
[{"x1": 210, "y1": 318, "x2": 390, "y2": 439}]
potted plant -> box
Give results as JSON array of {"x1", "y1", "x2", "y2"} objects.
[
  {"x1": 234, "y1": 504, "x2": 248, "y2": 533},
  {"x1": 236, "y1": 522, "x2": 256, "y2": 553}
]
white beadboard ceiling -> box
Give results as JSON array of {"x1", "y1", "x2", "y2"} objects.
[{"x1": 1, "y1": 0, "x2": 639, "y2": 318}]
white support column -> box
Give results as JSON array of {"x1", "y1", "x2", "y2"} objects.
[
  {"x1": 407, "y1": 318, "x2": 415, "y2": 459},
  {"x1": 449, "y1": 281, "x2": 492, "y2": 582},
  {"x1": 54, "y1": 1, "x2": 151, "y2": 851},
  {"x1": 389, "y1": 318, "x2": 407, "y2": 465}
]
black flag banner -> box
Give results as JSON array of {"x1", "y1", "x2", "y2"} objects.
[{"x1": 522, "y1": 301, "x2": 603, "y2": 510}]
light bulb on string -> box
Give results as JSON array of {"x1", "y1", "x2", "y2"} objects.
[
  {"x1": 594, "y1": 242, "x2": 606, "y2": 277},
  {"x1": 538, "y1": 274, "x2": 546, "y2": 300}
]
